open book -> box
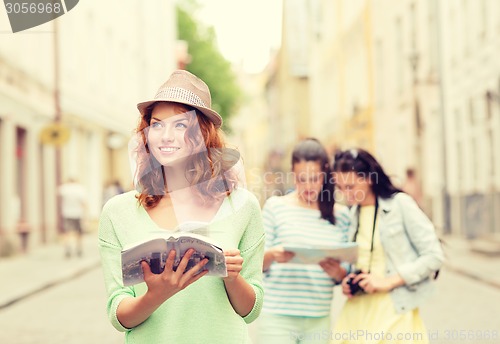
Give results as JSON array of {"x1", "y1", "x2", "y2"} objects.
[
  {"x1": 121, "y1": 222, "x2": 227, "y2": 286},
  {"x1": 282, "y1": 242, "x2": 358, "y2": 265}
]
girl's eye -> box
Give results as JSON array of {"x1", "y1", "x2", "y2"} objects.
[
  {"x1": 151, "y1": 121, "x2": 163, "y2": 128},
  {"x1": 175, "y1": 122, "x2": 188, "y2": 129}
]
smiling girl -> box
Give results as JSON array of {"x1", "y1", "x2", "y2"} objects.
[{"x1": 98, "y1": 70, "x2": 265, "y2": 343}]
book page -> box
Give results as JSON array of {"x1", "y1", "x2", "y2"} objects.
[
  {"x1": 283, "y1": 242, "x2": 358, "y2": 265},
  {"x1": 169, "y1": 234, "x2": 227, "y2": 277},
  {"x1": 122, "y1": 238, "x2": 167, "y2": 286},
  {"x1": 121, "y1": 231, "x2": 227, "y2": 286}
]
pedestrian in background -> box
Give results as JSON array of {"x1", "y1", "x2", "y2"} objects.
[
  {"x1": 103, "y1": 179, "x2": 125, "y2": 205},
  {"x1": 258, "y1": 138, "x2": 351, "y2": 344},
  {"x1": 58, "y1": 178, "x2": 87, "y2": 258},
  {"x1": 401, "y1": 167, "x2": 423, "y2": 209},
  {"x1": 331, "y1": 148, "x2": 444, "y2": 344},
  {"x1": 98, "y1": 70, "x2": 265, "y2": 343}
]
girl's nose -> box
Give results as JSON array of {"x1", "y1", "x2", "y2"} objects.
[{"x1": 161, "y1": 124, "x2": 175, "y2": 142}]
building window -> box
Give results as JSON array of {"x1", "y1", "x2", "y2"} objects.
[
  {"x1": 396, "y1": 17, "x2": 403, "y2": 96},
  {"x1": 427, "y1": 0, "x2": 438, "y2": 72},
  {"x1": 457, "y1": 141, "x2": 463, "y2": 185},
  {"x1": 480, "y1": 0, "x2": 487, "y2": 39},
  {"x1": 0, "y1": 118, "x2": 3, "y2": 187},
  {"x1": 462, "y1": 0, "x2": 469, "y2": 56},
  {"x1": 16, "y1": 127, "x2": 27, "y2": 222},
  {"x1": 375, "y1": 40, "x2": 384, "y2": 106},
  {"x1": 455, "y1": 109, "x2": 463, "y2": 186},
  {"x1": 468, "y1": 98, "x2": 475, "y2": 126},
  {"x1": 449, "y1": 8, "x2": 457, "y2": 67}
]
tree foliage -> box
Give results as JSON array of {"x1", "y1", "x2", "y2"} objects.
[{"x1": 176, "y1": 4, "x2": 241, "y2": 126}]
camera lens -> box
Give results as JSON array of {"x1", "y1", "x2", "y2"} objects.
[
  {"x1": 347, "y1": 270, "x2": 364, "y2": 295},
  {"x1": 348, "y1": 279, "x2": 362, "y2": 294}
]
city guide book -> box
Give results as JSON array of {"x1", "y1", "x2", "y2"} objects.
[
  {"x1": 121, "y1": 222, "x2": 227, "y2": 286},
  {"x1": 282, "y1": 242, "x2": 359, "y2": 265}
]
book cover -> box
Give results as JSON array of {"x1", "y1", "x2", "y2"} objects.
[
  {"x1": 282, "y1": 242, "x2": 358, "y2": 265},
  {"x1": 121, "y1": 223, "x2": 227, "y2": 286}
]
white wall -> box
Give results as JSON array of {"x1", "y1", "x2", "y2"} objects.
[{"x1": 0, "y1": 1, "x2": 177, "y2": 252}]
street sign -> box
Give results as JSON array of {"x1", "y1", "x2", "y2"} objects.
[{"x1": 40, "y1": 123, "x2": 71, "y2": 146}]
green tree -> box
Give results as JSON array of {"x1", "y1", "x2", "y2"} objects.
[{"x1": 176, "y1": 4, "x2": 241, "y2": 127}]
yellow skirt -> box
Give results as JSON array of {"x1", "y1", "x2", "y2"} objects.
[{"x1": 331, "y1": 292, "x2": 428, "y2": 344}]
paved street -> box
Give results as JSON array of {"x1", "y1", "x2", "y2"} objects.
[
  {"x1": 0, "y1": 267, "x2": 123, "y2": 344},
  {"x1": 420, "y1": 267, "x2": 500, "y2": 344}
]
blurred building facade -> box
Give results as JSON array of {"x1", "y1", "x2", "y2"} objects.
[
  {"x1": 370, "y1": 0, "x2": 445, "y2": 228},
  {"x1": 309, "y1": 0, "x2": 376, "y2": 151},
  {"x1": 438, "y1": 0, "x2": 500, "y2": 239},
  {"x1": 265, "y1": 0, "x2": 500, "y2": 240},
  {"x1": 228, "y1": 71, "x2": 272, "y2": 204},
  {"x1": 0, "y1": 1, "x2": 177, "y2": 255},
  {"x1": 266, "y1": 0, "x2": 311, "y2": 151}
]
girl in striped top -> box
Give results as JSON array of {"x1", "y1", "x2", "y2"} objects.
[{"x1": 258, "y1": 138, "x2": 351, "y2": 344}]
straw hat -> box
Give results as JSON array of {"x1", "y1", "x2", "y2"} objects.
[{"x1": 137, "y1": 70, "x2": 223, "y2": 128}]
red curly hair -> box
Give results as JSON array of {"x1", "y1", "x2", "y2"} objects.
[{"x1": 134, "y1": 102, "x2": 237, "y2": 209}]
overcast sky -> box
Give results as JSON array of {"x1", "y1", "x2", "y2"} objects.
[{"x1": 196, "y1": 0, "x2": 283, "y2": 73}]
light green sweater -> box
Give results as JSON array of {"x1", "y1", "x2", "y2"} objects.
[{"x1": 98, "y1": 188, "x2": 265, "y2": 344}]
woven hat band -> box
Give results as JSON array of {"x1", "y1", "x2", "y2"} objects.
[{"x1": 155, "y1": 87, "x2": 208, "y2": 108}]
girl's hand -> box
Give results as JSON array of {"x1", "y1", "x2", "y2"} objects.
[
  {"x1": 357, "y1": 273, "x2": 402, "y2": 293},
  {"x1": 341, "y1": 270, "x2": 368, "y2": 298},
  {"x1": 141, "y1": 249, "x2": 208, "y2": 304},
  {"x1": 269, "y1": 245, "x2": 295, "y2": 263},
  {"x1": 319, "y1": 258, "x2": 346, "y2": 282},
  {"x1": 341, "y1": 273, "x2": 356, "y2": 298},
  {"x1": 223, "y1": 249, "x2": 244, "y2": 282}
]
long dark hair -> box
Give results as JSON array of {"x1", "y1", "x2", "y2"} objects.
[
  {"x1": 332, "y1": 148, "x2": 401, "y2": 199},
  {"x1": 291, "y1": 138, "x2": 335, "y2": 224}
]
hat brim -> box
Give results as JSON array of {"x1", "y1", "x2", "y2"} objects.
[{"x1": 137, "y1": 99, "x2": 223, "y2": 128}]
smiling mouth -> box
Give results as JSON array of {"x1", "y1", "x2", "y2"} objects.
[{"x1": 159, "y1": 147, "x2": 180, "y2": 152}]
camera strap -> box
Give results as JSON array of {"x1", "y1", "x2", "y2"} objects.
[{"x1": 352, "y1": 198, "x2": 379, "y2": 273}]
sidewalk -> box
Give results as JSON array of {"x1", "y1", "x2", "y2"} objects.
[
  {"x1": 0, "y1": 232, "x2": 101, "y2": 309},
  {"x1": 1, "y1": 232, "x2": 499, "y2": 310},
  {"x1": 440, "y1": 234, "x2": 500, "y2": 289}
]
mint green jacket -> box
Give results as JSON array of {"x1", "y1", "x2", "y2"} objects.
[
  {"x1": 348, "y1": 192, "x2": 444, "y2": 313},
  {"x1": 98, "y1": 188, "x2": 265, "y2": 343}
]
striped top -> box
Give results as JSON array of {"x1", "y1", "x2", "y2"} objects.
[{"x1": 262, "y1": 195, "x2": 351, "y2": 317}]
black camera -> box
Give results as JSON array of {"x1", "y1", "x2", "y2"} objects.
[{"x1": 346, "y1": 269, "x2": 365, "y2": 295}]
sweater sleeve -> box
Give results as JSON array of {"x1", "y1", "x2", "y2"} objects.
[
  {"x1": 98, "y1": 203, "x2": 134, "y2": 332},
  {"x1": 238, "y1": 194, "x2": 265, "y2": 324}
]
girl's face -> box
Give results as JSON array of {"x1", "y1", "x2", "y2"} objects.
[
  {"x1": 334, "y1": 171, "x2": 372, "y2": 206},
  {"x1": 147, "y1": 102, "x2": 200, "y2": 166},
  {"x1": 293, "y1": 160, "x2": 325, "y2": 204}
]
